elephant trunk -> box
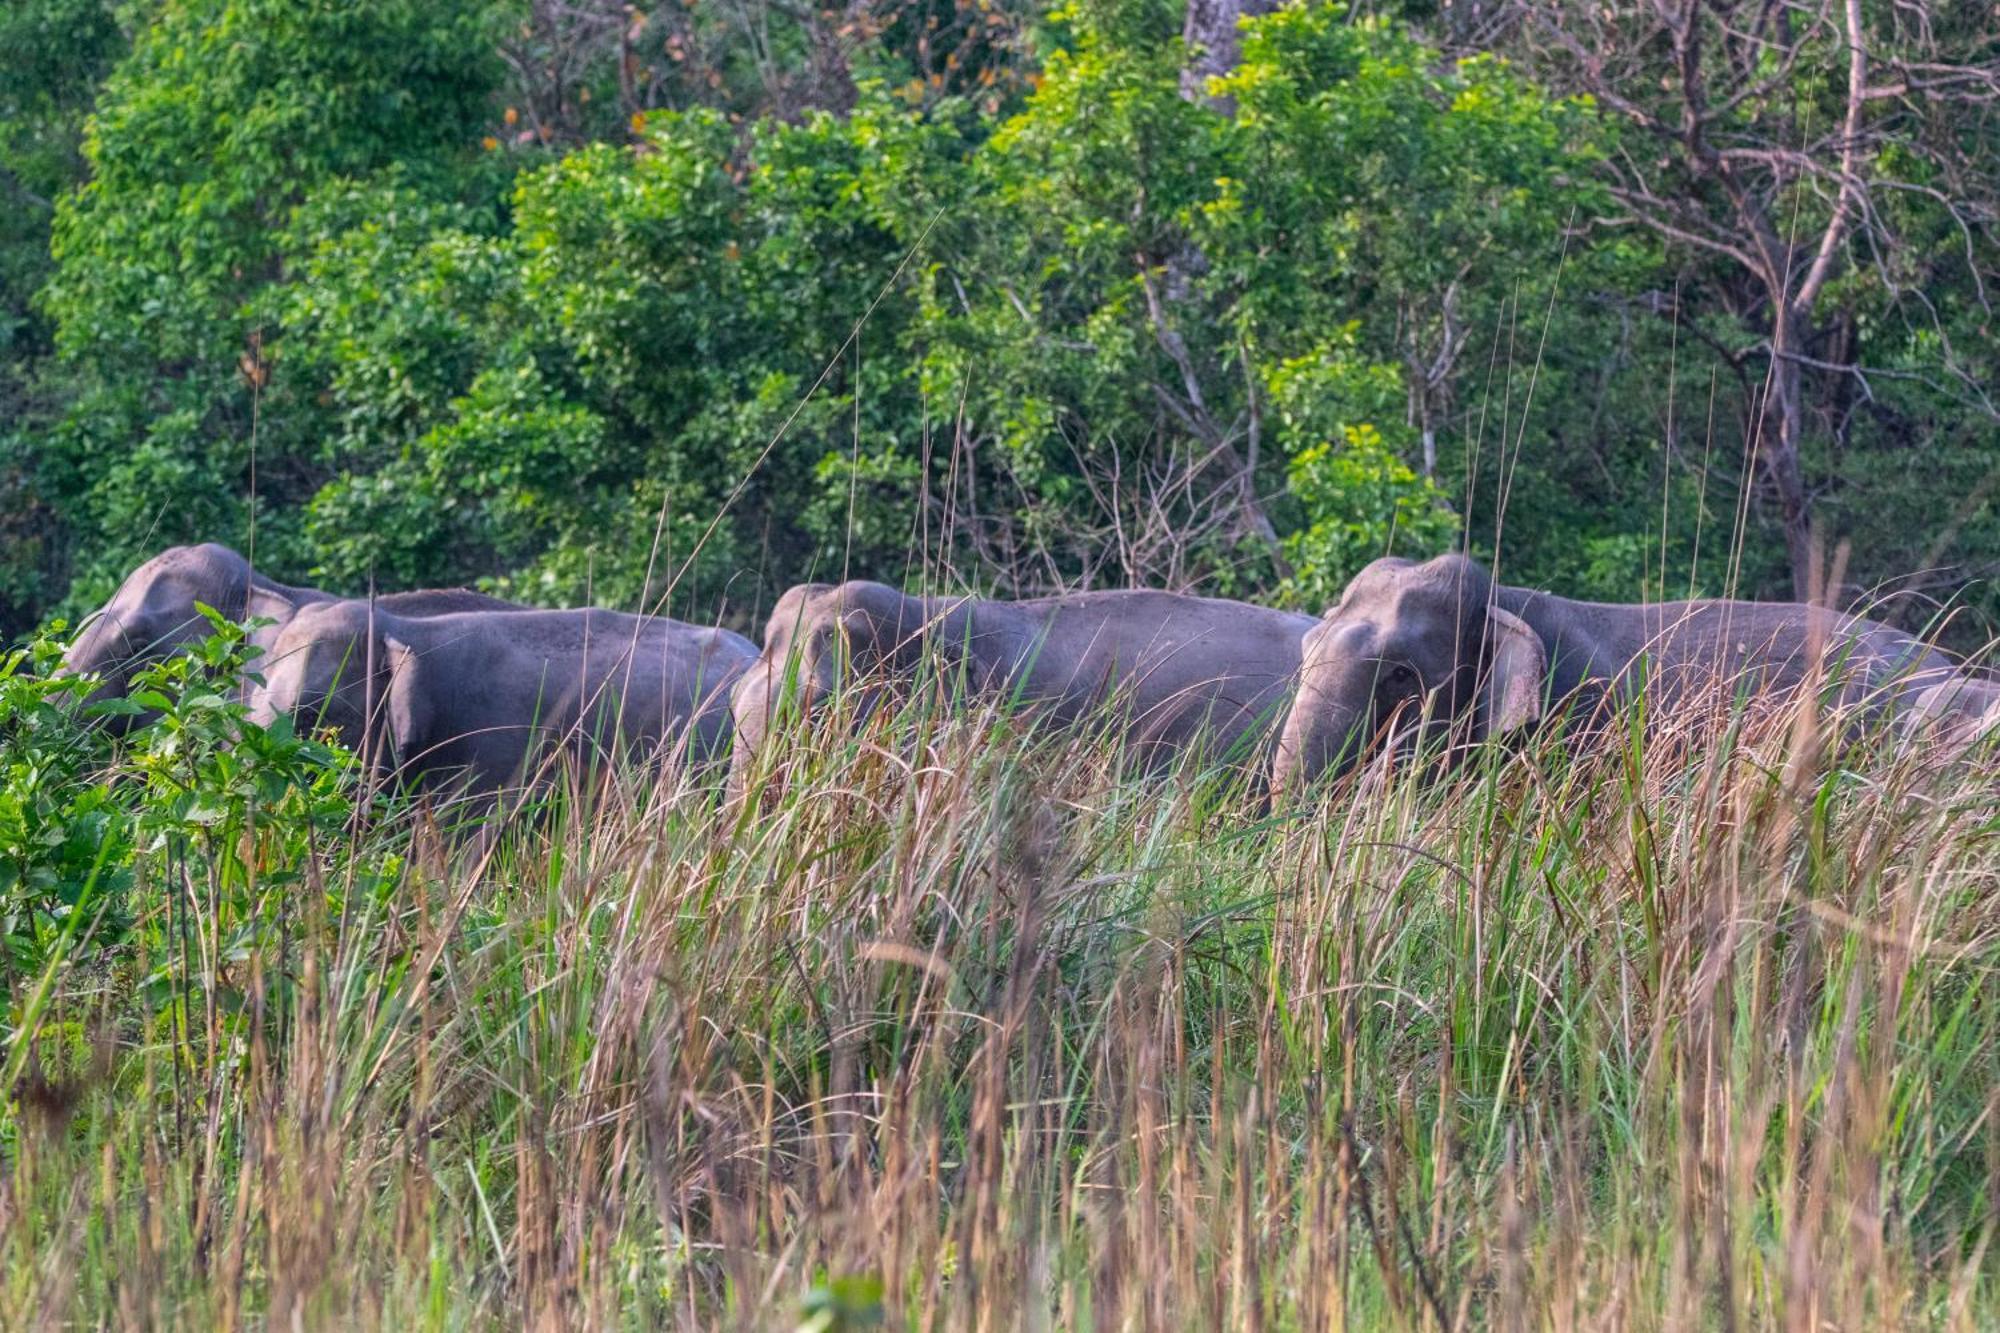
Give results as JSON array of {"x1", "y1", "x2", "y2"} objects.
[
  {"x1": 57, "y1": 618, "x2": 144, "y2": 731},
  {"x1": 1271, "y1": 688, "x2": 1370, "y2": 801}
]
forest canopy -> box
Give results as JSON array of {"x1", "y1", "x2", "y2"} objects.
[{"x1": 3, "y1": 0, "x2": 1996, "y2": 643}]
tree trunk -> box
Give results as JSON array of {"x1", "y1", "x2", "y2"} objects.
[
  {"x1": 1180, "y1": 0, "x2": 1276, "y2": 109},
  {"x1": 1161, "y1": 0, "x2": 1286, "y2": 567},
  {"x1": 1765, "y1": 305, "x2": 1816, "y2": 600}
]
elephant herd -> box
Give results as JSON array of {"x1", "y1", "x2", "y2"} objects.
[{"x1": 58, "y1": 543, "x2": 2000, "y2": 809}]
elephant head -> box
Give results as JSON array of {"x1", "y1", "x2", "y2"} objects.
[
  {"x1": 62, "y1": 611, "x2": 143, "y2": 710},
  {"x1": 772, "y1": 583, "x2": 851, "y2": 706},
  {"x1": 731, "y1": 580, "x2": 976, "y2": 798},
  {"x1": 1271, "y1": 554, "x2": 1546, "y2": 797},
  {"x1": 772, "y1": 582, "x2": 944, "y2": 712},
  {"x1": 61, "y1": 544, "x2": 267, "y2": 719},
  {"x1": 252, "y1": 602, "x2": 428, "y2": 773}
]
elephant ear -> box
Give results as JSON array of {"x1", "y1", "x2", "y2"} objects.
[
  {"x1": 1476, "y1": 606, "x2": 1545, "y2": 738},
  {"x1": 382, "y1": 638, "x2": 433, "y2": 775}
]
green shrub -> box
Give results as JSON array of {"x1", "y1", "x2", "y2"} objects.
[
  {"x1": 0, "y1": 632, "x2": 127, "y2": 974},
  {"x1": 0, "y1": 612, "x2": 354, "y2": 982},
  {"x1": 1281, "y1": 423, "x2": 1459, "y2": 608}
]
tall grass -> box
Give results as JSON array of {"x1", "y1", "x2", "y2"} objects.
[{"x1": 2, "y1": 672, "x2": 1997, "y2": 1329}]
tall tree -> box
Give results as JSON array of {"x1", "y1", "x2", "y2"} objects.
[
  {"x1": 39, "y1": 0, "x2": 504, "y2": 605},
  {"x1": 0, "y1": 0, "x2": 125, "y2": 634},
  {"x1": 1504, "y1": 0, "x2": 2000, "y2": 598}
]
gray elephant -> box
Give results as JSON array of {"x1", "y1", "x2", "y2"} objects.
[
  {"x1": 730, "y1": 580, "x2": 1319, "y2": 790},
  {"x1": 61, "y1": 543, "x2": 514, "y2": 727},
  {"x1": 250, "y1": 600, "x2": 757, "y2": 793},
  {"x1": 1271, "y1": 553, "x2": 1958, "y2": 796}
]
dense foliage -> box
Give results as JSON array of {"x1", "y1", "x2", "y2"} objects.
[
  {"x1": 5, "y1": 0, "x2": 1993, "y2": 641},
  {"x1": 0, "y1": 615, "x2": 352, "y2": 974}
]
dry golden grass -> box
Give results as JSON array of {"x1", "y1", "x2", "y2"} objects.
[{"x1": 2, "y1": 677, "x2": 1997, "y2": 1329}]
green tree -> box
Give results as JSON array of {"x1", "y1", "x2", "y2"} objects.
[
  {"x1": 266, "y1": 101, "x2": 961, "y2": 613},
  {"x1": 0, "y1": 0, "x2": 126, "y2": 636},
  {"x1": 38, "y1": 0, "x2": 505, "y2": 613},
  {"x1": 908, "y1": 8, "x2": 1592, "y2": 593},
  {"x1": 28, "y1": 0, "x2": 1966, "y2": 643},
  {"x1": 1496, "y1": 0, "x2": 2000, "y2": 608},
  {"x1": 1281, "y1": 423, "x2": 1457, "y2": 609}
]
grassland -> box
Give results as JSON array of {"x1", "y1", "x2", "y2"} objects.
[{"x1": 1, "y1": 660, "x2": 1997, "y2": 1329}]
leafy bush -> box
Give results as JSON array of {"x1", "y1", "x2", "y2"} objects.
[
  {"x1": 1281, "y1": 423, "x2": 1458, "y2": 608},
  {"x1": 0, "y1": 633, "x2": 127, "y2": 974},
  {"x1": 21, "y1": 0, "x2": 1611, "y2": 622},
  {"x1": 0, "y1": 612, "x2": 354, "y2": 981},
  {"x1": 6, "y1": 0, "x2": 1998, "y2": 640},
  {"x1": 34, "y1": 0, "x2": 508, "y2": 612}
]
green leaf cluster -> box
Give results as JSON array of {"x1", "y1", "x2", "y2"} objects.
[{"x1": 0, "y1": 612, "x2": 355, "y2": 980}]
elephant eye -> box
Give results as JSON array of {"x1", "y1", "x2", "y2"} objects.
[{"x1": 1380, "y1": 661, "x2": 1415, "y2": 688}]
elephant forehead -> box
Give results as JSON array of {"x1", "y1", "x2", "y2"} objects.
[
  {"x1": 63, "y1": 612, "x2": 132, "y2": 669},
  {"x1": 1387, "y1": 569, "x2": 1475, "y2": 617},
  {"x1": 1342, "y1": 562, "x2": 1408, "y2": 603},
  {"x1": 1353, "y1": 555, "x2": 1416, "y2": 585},
  {"x1": 77, "y1": 605, "x2": 133, "y2": 639},
  {"x1": 1307, "y1": 617, "x2": 1379, "y2": 661}
]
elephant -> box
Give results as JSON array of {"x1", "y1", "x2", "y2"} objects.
[
  {"x1": 61, "y1": 543, "x2": 514, "y2": 727},
  {"x1": 1271, "y1": 552, "x2": 1958, "y2": 797},
  {"x1": 249, "y1": 599, "x2": 758, "y2": 794},
  {"x1": 729, "y1": 579, "x2": 1320, "y2": 791}
]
